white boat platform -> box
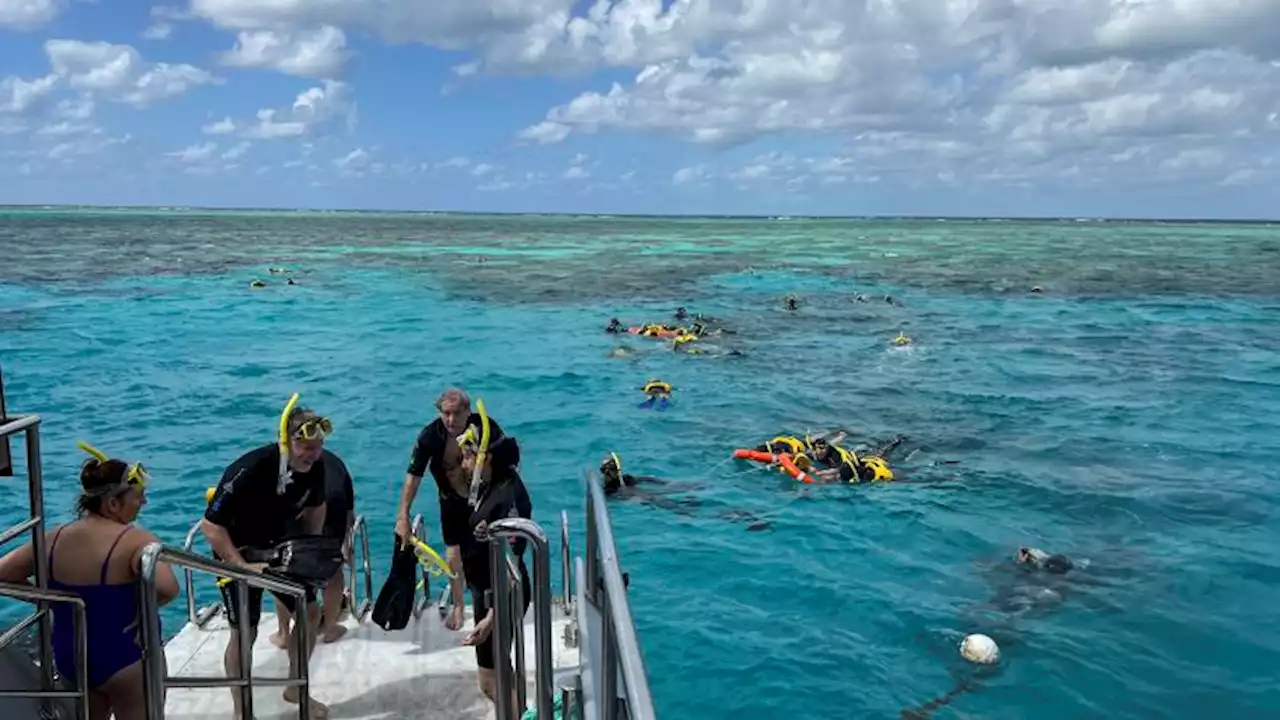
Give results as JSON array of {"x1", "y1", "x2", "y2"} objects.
[{"x1": 162, "y1": 604, "x2": 578, "y2": 720}]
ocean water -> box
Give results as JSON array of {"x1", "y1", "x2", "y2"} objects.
[{"x1": 2, "y1": 209, "x2": 1279, "y2": 719}]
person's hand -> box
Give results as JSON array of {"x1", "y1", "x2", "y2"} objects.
[
  {"x1": 473, "y1": 520, "x2": 490, "y2": 542},
  {"x1": 394, "y1": 515, "x2": 411, "y2": 546},
  {"x1": 463, "y1": 616, "x2": 492, "y2": 646},
  {"x1": 445, "y1": 605, "x2": 465, "y2": 631},
  {"x1": 240, "y1": 562, "x2": 269, "y2": 573}
]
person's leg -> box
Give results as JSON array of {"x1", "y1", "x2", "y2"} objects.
[
  {"x1": 270, "y1": 600, "x2": 293, "y2": 649},
  {"x1": 87, "y1": 688, "x2": 112, "y2": 720},
  {"x1": 274, "y1": 590, "x2": 329, "y2": 719},
  {"x1": 440, "y1": 496, "x2": 469, "y2": 630},
  {"x1": 99, "y1": 658, "x2": 157, "y2": 720},
  {"x1": 320, "y1": 569, "x2": 347, "y2": 643},
  {"x1": 220, "y1": 585, "x2": 263, "y2": 720}
]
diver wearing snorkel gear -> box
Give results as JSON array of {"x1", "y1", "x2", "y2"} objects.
[
  {"x1": 453, "y1": 413, "x2": 533, "y2": 713},
  {"x1": 202, "y1": 393, "x2": 334, "y2": 720},
  {"x1": 396, "y1": 387, "x2": 516, "y2": 632}
]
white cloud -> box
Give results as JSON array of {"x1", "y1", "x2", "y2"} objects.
[
  {"x1": 36, "y1": 120, "x2": 96, "y2": 137},
  {"x1": 470, "y1": 163, "x2": 495, "y2": 177},
  {"x1": 168, "y1": 141, "x2": 218, "y2": 164},
  {"x1": 0, "y1": 74, "x2": 58, "y2": 114},
  {"x1": 44, "y1": 39, "x2": 219, "y2": 107},
  {"x1": 334, "y1": 147, "x2": 368, "y2": 169},
  {"x1": 144, "y1": 24, "x2": 173, "y2": 40},
  {"x1": 673, "y1": 164, "x2": 708, "y2": 186},
  {"x1": 221, "y1": 141, "x2": 251, "y2": 160},
  {"x1": 0, "y1": 0, "x2": 62, "y2": 30},
  {"x1": 235, "y1": 80, "x2": 356, "y2": 140},
  {"x1": 144, "y1": 6, "x2": 189, "y2": 40},
  {"x1": 563, "y1": 165, "x2": 589, "y2": 180},
  {"x1": 202, "y1": 117, "x2": 236, "y2": 134},
  {"x1": 221, "y1": 26, "x2": 352, "y2": 78}
]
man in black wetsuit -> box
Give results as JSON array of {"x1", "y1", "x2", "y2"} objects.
[
  {"x1": 271, "y1": 448, "x2": 355, "y2": 647},
  {"x1": 202, "y1": 403, "x2": 332, "y2": 719},
  {"x1": 394, "y1": 387, "x2": 516, "y2": 631}
]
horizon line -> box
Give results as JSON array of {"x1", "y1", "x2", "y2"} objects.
[{"x1": 1, "y1": 203, "x2": 1277, "y2": 224}]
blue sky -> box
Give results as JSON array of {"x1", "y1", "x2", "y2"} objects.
[{"x1": 2, "y1": 0, "x2": 1279, "y2": 218}]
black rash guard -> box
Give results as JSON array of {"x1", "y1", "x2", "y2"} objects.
[
  {"x1": 205, "y1": 443, "x2": 326, "y2": 551},
  {"x1": 406, "y1": 414, "x2": 515, "y2": 546},
  {"x1": 320, "y1": 449, "x2": 354, "y2": 539}
]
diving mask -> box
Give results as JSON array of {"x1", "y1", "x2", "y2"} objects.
[
  {"x1": 293, "y1": 415, "x2": 333, "y2": 441},
  {"x1": 77, "y1": 441, "x2": 150, "y2": 493}
]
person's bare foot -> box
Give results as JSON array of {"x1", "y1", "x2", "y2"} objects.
[
  {"x1": 321, "y1": 624, "x2": 348, "y2": 643},
  {"x1": 444, "y1": 605, "x2": 464, "y2": 631},
  {"x1": 268, "y1": 629, "x2": 289, "y2": 649},
  {"x1": 283, "y1": 688, "x2": 330, "y2": 719}
]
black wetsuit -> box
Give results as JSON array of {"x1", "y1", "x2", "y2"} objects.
[
  {"x1": 406, "y1": 414, "x2": 514, "y2": 547},
  {"x1": 205, "y1": 443, "x2": 326, "y2": 627},
  {"x1": 320, "y1": 450, "x2": 354, "y2": 540},
  {"x1": 464, "y1": 464, "x2": 533, "y2": 670}
]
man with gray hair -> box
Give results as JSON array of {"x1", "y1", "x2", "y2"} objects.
[{"x1": 395, "y1": 387, "x2": 516, "y2": 631}]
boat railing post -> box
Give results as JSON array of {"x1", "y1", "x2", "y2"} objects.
[
  {"x1": 410, "y1": 514, "x2": 432, "y2": 619},
  {"x1": 584, "y1": 472, "x2": 657, "y2": 720},
  {"x1": 490, "y1": 538, "x2": 514, "y2": 720},
  {"x1": 346, "y1": 515, "x2": 374, "y2": 622},
  {"x1": 560, "y1": 510, "x2": 572, "y2": 615},
  {"x1": 507, "y1": 555, "x2": 527, "y2": 713},
  {"x1": 23, "y1": 420, "x2": 54, "y2": 700},
  {"x1": 136, "y1": 542, "x2": 314, "y2": 719},
  {"x1": 0, "y1": 581, "x2": 92, "y2": 719},
  {"x1": 489, "y1": 518, "x2": 553, "y2": 720}
]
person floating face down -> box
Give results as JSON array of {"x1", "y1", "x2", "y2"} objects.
[
  {"x1": 453, "y1": 421, "x2": 532, "y2": 716},
  {"x1": 605, "y1": 317, "x2": 624, "y2": 334},
  {"x1": 1016, "y1": 546, "x2": 1075, "y2": 575},
  {"x1": 202, "y1": 397, "x2": 334, "y2": 720}
]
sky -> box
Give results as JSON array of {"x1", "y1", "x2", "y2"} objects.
[{"x1": 1, "y1": 0, "x2": 1278, "y2": 218}]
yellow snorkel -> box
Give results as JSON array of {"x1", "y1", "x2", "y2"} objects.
[
  {"x1": 610, "y1": 452, "x2": 622, "y2": 475},
  {"x1": 76, "y1": 440, "x2": 109, "y2": 463},
  {"x1": 466, "y1": 399, "x2": 491, "y2": 506},
  {"x1": 409, "y1": 535, "x2": 456, "y2": 589},
  {"x1": 277, "y1": 392, "x2": 301, "y2": 494}
]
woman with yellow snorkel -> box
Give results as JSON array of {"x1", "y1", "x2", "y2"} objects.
[
  {"x1": 0, "y1": 441, "x2": 179, "y2": 720},
  {"x1": 454, "y1": 405, "x2": 532, "y2": 717}
]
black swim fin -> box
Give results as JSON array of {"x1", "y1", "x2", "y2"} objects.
[{"x1": 371, "y1": 535, "x2": 418, "y2": 632}]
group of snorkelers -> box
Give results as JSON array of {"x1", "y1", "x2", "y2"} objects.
[{"x1": 605, "y1": 307, "x2": 740, "y2": 356}]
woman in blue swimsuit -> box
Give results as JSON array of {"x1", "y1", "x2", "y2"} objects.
[{"x1": 0, "y1": 443, "x2": 179, "y2": 719}]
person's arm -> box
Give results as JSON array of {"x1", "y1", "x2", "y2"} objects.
[
  {"x1": 0, "y1": 541, "x2": 35, "y2": 584},
  {"x1": 202, "y1": 459, "x2": 252, "y2": 567},
  {"x1": 129, "y1": 529, "x2": 180, "y2": 605},
  {"x1": 396, "y1": 429, "x2": 437, "y2": 537}
]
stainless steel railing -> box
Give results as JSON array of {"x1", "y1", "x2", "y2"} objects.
[
  {"x1": 489, "y1": 517, "x2": 555, "y2": 720},
  {"x1": 0, "y1": 414, "x2": 91, "y2": 717},
  {"x1": 410, "y1": 514, "x2": 436, "y2": 619},
  {"x1": 137, "y1": 543, "x2": 315, "y2": 719},
  {"x1": 578, "y1": 472, "x2": 656, "y2": 720},
  {"x1": 181, "y1": 519, "x2": 221, "y2": 628},
  {"x1": 0, "y1": 582, "x2": 89, "y2": 718},
  {"x1": 345, "y1": 515, "x2": 374, "y2": 622},
  {"x1": 560, "y1": 509, "x2": 572, "y2": 616}
]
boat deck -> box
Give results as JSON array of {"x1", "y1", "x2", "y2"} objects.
[{"x1": 162, "y1": 603, "x2": 577, "y2": 719}]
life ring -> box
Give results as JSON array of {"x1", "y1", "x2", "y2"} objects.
[
  {"x1": 733, "y1": 449, "x2": 777, "y2": 463},
  {"x1": 777, "y1": 454, "x2": 818, "y2": 484}
]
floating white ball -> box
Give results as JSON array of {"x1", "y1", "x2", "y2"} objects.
[{"x1": 960, "y1": 633, "x2": 1000, "y2": 665}]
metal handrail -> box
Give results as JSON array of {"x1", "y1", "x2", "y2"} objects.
[
  {"x1": 0, "y1": 414, "x2": 81, "y2": 716},
  {"x1": 0, "y1": 583, "x2": 89, "y2": 718},
  {"x1": 560, "y1": 510, "x2": 572, "y2": 615},
  {"x1": 181, "y1": 519, "x2": 220, "y2": 628},
  {"x1": 346, "y1": 515, "x2": 373, "y2": 622},
  {"x1": 584, "y1": 472, "x2": 656, "y2": 720},
  {"x1": 506, "y1": 554, "x2": 528, "y2": 713},
  {"x1": 410, "y1": 514, "x2": 433, "y2": 619},
  {"x1": 489, "y1": 517, "x2": 554, "y2": 720},
  {"x1": 137, "y1": 543, "x2": 315, "y2": 719}
]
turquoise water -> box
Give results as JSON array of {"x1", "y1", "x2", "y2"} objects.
[{"x1": 3, "y1": 210, "x2": 1280, "y2": 718}]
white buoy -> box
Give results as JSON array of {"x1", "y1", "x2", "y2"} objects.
[{"x1": 960, "y1": 633, "x2": 1000, "y2": 665}]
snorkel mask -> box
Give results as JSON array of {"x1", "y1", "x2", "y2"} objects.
[
  {"x1": 76, "y1": 441, "x2": 150, "y2": 494},
  {"x1": 277, "y1": 392, "x2": 333, "y2": 495}
]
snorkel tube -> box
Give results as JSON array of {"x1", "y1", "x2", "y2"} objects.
[
  {"x1": 277, "y1": 392, "x2": 301, "y2": 494},
  {"x1": 466, "y1": 399, "x2": 491, "y2": 506},
  {"x1": 76, "y1": 440, "x2": 109, "y2": 464}
]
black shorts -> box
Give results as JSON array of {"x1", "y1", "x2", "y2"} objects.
[
  {"x1": 440, "y1": 495, "x2": 470, "y2": 547},
  {"x1": 471, "y1": 570, "x2": 532, "y2": 670},
  {"x1": 219, "y1": 582, "x2": 317, "y2": 629}
]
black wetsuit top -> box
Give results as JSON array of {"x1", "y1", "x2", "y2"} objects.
[
  {"x1": 320, "y1": 450, "x2": 354, "y2": 539},
  {"x1": 462, "y1": 468, "x2": 534, "y2": 597},
  {"x1": 406, "y1": 414, "x2": 512, "y2": 503},
  {"x1": 206, "y1": 443, "x2": 326, "y2": 551}
]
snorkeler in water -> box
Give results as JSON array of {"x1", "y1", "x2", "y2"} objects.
[
  {"x1": 638, "y1": 379, "x2": 672, "y2": 410},
  {"x1": 783, "y1": 294, "x2": 800, "y2": 311},
  {"x1": 1016, "y1": 546, "x2": 1074, "y2": 575},
  {"x1": 605, "y1": 317, "x2": 624, "y2": 333},
  {"x1": 600, "y1": 454, "x2": 771, "y2": 531}
]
